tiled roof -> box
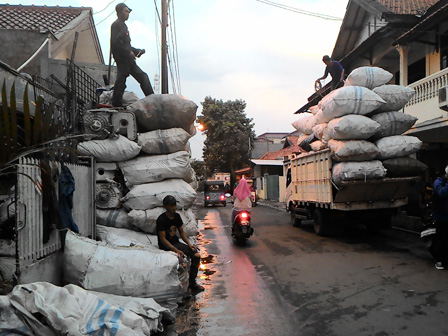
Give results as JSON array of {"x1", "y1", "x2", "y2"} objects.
[
  {"x1": 257, "y1": 132, "x2": 290, "y2": 139},
  {"x1": 259, "y1": 144, "x2": 302, "y2": 160},
  {"x1": 0, "y1": 5, "x2": 87, "y2": 32},
  {"x1": 377, "y1": 0, "x2": 439, "y2": 15}
]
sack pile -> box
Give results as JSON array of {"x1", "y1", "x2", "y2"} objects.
[
  {"x1": 292, "y1": 66, "x2": 427, "y2": 186},
  {"x1": 1, "y1": 281, "x2": 173, "y2": 335},
  {"x1": 73, "y1": 94, "x2": 200, "y2": 308}
]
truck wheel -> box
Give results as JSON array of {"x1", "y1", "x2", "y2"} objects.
[
  {"x1": 313, "y1": 208, "x2": 328, "y2": 236},
  {"x1": 290, "y1": 209, "x2": 302, "y2": 227}
]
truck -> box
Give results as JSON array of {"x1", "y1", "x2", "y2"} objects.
[{"x1": 284, "y1": 149, "x2": 419, "y2": 236}]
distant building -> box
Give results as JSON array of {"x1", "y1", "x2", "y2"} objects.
[
  {"x1": 251, "y1": 132, "x2": 290, "y2": 159},
  {"x1": 0, "y1": 4, "x2": 114, "y2": 87}
]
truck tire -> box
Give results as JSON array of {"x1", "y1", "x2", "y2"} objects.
[
  {"x1": 313, "y1": 208, "x2": 328, "y2": 236},
  {"x1": 290, "y1": 209, "x2": 302, "y2": 227}
]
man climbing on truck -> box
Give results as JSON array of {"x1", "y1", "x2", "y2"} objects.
[{"x1": 316, "y1": 55, "x2": 345, "y2": 91}]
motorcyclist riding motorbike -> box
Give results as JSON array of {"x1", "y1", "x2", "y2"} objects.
[{"x1": 231, "y1": 178, "x2": 254, "y2": 243}]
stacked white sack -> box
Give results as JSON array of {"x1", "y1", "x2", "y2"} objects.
[
  {"x1": 128, "y1": 208, "x2": 199, "y2": 236},
  {"x1": 372, "y1": 85, "x2": 416, "y2": 113},
  {"x1": 138, "y1": 128, "x2": 192, "y2": 155},
  {"x1": 96, "y1": 208, "x2": 135, "y2": 230},
  {"x1": 122, "y1": 179, "x2": 197, "y2": 211},
  {"x1": 316, "y1": 86, "x2": 386, "y2": 123},
  {"x1": 63, "y1": 231, "x2": 184, "y2": 301},
  {"x1": 344, "y1": 66, "x2": 393, "y2": 89},
  {"x1": 119, "y1": 151, "x2": 194, "y2": 186},
  {"x1": 77, "y1": 135, "x2": 141, "y2": 162}
]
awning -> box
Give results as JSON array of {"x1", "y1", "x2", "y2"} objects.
[
  {"x1": 250, "y1": 159, "x2": 284, "y2": 166},
  {"x1": 405, "y1": 117, "x2": 448, "y2": 143}
]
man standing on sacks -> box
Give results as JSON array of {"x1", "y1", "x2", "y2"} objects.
[
  {"x1": 111, "y1": 3, "x2": 154, "y2": 107},
  {"x1": 157, "y1": 195, "x2": 205, "y2": 294}
]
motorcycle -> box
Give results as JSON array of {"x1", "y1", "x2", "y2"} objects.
[{"x1": 231, "y1": 210, "x2": 254, "y2": 245}]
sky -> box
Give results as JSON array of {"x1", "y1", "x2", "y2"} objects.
[{"x1": 9, "y1": 0, "x2": 348, "y2": 159}]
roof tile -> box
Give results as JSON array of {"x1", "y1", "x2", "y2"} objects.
[
  {"x1": 377, "y1": 0, "x2": 439, "y2": 15},
  {"x1": 0, "y1": 4, "x2": 87, "y2": 32}
]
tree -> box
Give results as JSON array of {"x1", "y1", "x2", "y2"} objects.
[{"x1": 197, "y1": 96, "x2": 255, "y2": 187}]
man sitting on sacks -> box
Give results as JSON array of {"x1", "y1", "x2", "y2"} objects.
[
  {"x1": 111, "y1": 3, "x2": 154, "y2": 107},
  {"x1": 316, "y1": 55, "x2": 345, "y2": 91},
  {"x1": 157, "y1": 195, "x2": 204, "y2": 293}
]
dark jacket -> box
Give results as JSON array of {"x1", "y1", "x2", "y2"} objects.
[
  {"x1": 111, "y1": 19, "x2": 140, "y2": 62},
  {"x1": 433, "y1": 176, "x2": 448, "y2": 222}
]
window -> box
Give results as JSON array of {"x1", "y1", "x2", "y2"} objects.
[
  {"x1": 440, "y1": 31, "x2": 448, "y2": 70},
  {"x1": 408, "y1": 57, "x2": 426, "y2": 84}
]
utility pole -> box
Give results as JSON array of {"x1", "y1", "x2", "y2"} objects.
[{"x1": 161, "y1": 0, "x2": 169, "y2": 94}]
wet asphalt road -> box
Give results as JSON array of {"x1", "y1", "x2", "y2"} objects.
[{"x1": 166, "y1": 201, "x2": 448, "y2": 336}]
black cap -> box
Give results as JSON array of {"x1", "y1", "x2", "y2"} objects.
[
  {"x1": 116, "y1": 3, "x2": 132, "y2": 13},
  {"x1": 322, "y1": 55, "x2": 331, "y2": 62},
  {"x1": 163, "y1": 195, "x2": 177, "y2": 206}
]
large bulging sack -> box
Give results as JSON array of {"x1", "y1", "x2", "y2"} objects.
[
  {"x1": 312, "y1": 123, "x2": 328, "y2": 141},
  {"x1": 371, "y1": 112, "x2": 418, "y2": 139},
  {"x1": 327, "y1": 115, "x2": 380, "y2": 140},
  {"x1": 318, "y1": 86, "x2": 386, "y2": 123},
  {"x1": 8, "y1": 282, "x2": 162, "y2": 336},
  {"x1": 309, "y1": 105, "x2": 320, "y2": 115},
  {"x1": 328, "y1": 139, "x2": 379, "y2": 162},
  {"x1": 310, "y1": 140, "x2": 327, "y2": 152},
  {"x1": 375, "y1": 135, "x2": 422, "y2": 160},
  {"x1": 96, "y1": 209, "x2": 134, "y2": 230},
  {"x1": 129, "y1": 94, "x2": 197, "y2": 135},
  {"x1": 118, "y1": 151, "x2": 193, "y2": 185},
  {"x1": 100, "y1": 90, "x2": 140, "y2": 107},
  {"x1": 138, "y1": 128, "x2": 192, "y2": 154},
  {"x1": 97, "y1": 225, "x2": 161, "y2": 250},
  {"x1": 63, "y1": 231, "x2": 182, "y2": 300},
  {"x1": 382, "y1": 156, "x2": 428, "y2": 177},
  {"x1": 0, "y1": 297, "x2": 35, "y2": 336},
  {"x1": 122, "y1": 179, "x2": 197, "y2": 210},
  {"x1": 345, "y1": 66, "x2": 393, "y2": 89},
  {"x1": 332, "y1": 161, "x2": 386, "y2": 186},
  {"x1": 291, "y1": 113, "x2": 313, "y2": 134},
  {"x1": 77, "y1": 135, "x2": 141, "y2": 162},
  {"x1": 373, "y1": 85, "x2": 415, "y2": 112},
  {"x1": 128, "y1": 208, "x2": 198, "y2": 236}
]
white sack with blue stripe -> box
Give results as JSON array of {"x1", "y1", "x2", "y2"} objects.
[
  {"x1": 371, "y1": 111, "x2": 418, "y2": 139},
  {"x1": 345, "y1": 66, "x2": 393, "y2": 89},
  {"x1": 373, "y1": 85, "x2": 416, "y2": 113},
  {"x1": 318, "y1": 86, "x2": 386, "y2": 123},
  {"x1": 327, "y1": 115, "x2": 380, "y2": 140},
  {"x1": 8, "y1": 282, "x2": 154, "y2": 335},
  {"x1": 64, "y1": 231, "x2": 183, "y2": 302},
  {"x1": 328, "y1": 139, "x2": 380, "y2": 162},
  {"x1": 96, "y1": 208, "x2": 134, "y2": 230},
  {"x1": 138, "y1": 128, "x2": 192, "y2": 154}
]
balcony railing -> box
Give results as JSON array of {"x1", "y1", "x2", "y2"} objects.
[{"x1": 407, "y1": 67, "x2": 448, "y2": 106}]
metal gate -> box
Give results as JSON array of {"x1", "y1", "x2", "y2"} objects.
[
  {"x1": 266, "y1": 175, "x2": 280, "y2": 201},
  {"x1": 16, "y1": 157, "x2": 95, "y2": 266}
]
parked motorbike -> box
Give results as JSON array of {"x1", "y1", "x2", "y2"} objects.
[{"x1": 231, "y1": 211, "x2": 254, "y2": 245}]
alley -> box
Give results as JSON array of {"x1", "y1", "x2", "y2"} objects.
[{"x1": 167, "y1": 203, "x2": 448, "y2": 336}]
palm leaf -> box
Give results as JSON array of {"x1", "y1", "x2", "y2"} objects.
[
  {"x1": 23, "y1": 84, "x2": 32, "y2": 148},
  {"x1": 9, "y1": 82, "x2": 18, "y2": 153},
  {"x1": 33, "y1": 96, "x2": 43, "y2": 145}
]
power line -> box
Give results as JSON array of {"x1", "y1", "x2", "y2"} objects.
[
  {"x1": 254, "y1": 0, "x2": 342, "y2": 21},
  {"x1": 93, "y1": 0, "x2": 118, "y2": 15},
  {"x1": 168, "y1": 0, "x2": 181, "y2": 94}
]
